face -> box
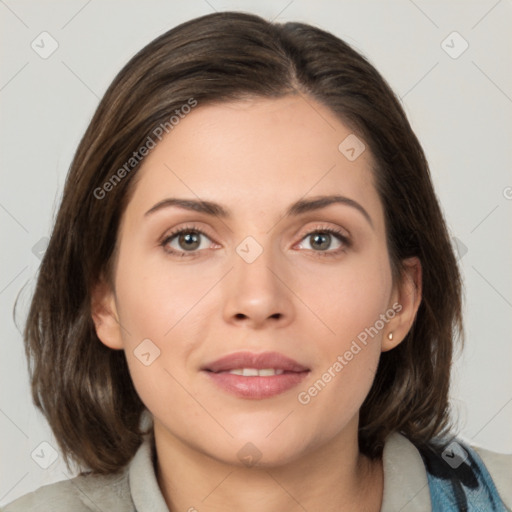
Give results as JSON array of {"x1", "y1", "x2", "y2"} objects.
[{"x1": 93, "y1": 95, "x2": 419, "y2": 467}]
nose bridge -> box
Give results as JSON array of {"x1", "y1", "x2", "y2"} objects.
[
  {"x1": 222, "y1": 231, "x2": 293, "y2": 326},
  {"x1": 234, "y1": 232, "x2": 281, "y2": 294}
]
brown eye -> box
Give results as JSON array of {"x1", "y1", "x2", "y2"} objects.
[
  {"x1": 161, "y1": 226, "x2": 214, "y2": 257},
  {"x1": 296, "y1": 227, "x2": 350, "y2": 258},
  {"x1": 176, "y1": 231, "x2": 201, "y2": 251},
  {"x1": 309, "y1": 232, "x2": 333, "y2": 251}
]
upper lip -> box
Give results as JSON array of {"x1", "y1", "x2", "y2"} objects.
[{"x1": 202, "y1": 351, "x2": 309, "y2": 373}]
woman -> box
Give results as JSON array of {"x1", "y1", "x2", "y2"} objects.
[{"x1": 5, "y1": 11, "x2": 511, "y2": 512}]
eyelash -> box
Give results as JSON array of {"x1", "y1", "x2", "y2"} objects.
[{"x1": 160, "y1": 223, "x2": 351, "y2": 259}]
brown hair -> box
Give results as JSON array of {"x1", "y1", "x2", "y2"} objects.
[{"x1": 21, "y1": 11, "x2": 462, "y2": 474}]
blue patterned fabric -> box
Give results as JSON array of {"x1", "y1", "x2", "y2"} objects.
[{"x1": 418, "y1": 437, "x2": 509, "y2": 511}]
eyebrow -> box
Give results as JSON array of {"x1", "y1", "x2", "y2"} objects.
[{"x1": 144, "y1": 194, "x2": 373, "y2": 227}]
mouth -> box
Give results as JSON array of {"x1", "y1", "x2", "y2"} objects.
[{"x1": 201, "y1": 351, "x2": 310, "y2": 399}]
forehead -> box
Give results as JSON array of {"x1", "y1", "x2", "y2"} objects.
[{"x1": 123, "y1": 95, "x2": 383, "y2": 228}]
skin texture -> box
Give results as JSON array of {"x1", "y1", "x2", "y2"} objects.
[{"x1": 92, "y1": 95, "x2": 422, "y2": 511}]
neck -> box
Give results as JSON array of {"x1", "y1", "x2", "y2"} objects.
[{"x1": 153, "y1": 419, "x2": 383, "y2": 512}]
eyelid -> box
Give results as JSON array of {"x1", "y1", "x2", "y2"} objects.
[
  {"x1": 159, "y1": 222, "x2": 215, "y2": 244},
  {"x1": 295, "y1": 222, "x2": 351, "y2": 241}
]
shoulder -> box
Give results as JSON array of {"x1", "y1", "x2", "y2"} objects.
[
  {"x1": 380, "y1": 432, "x2": 512, "y2": 512},
  {"x1": 2, "y1": 479, "x2": 89, "y2": 512},
  {"x1": 472, "y1": 443, "x2": 512, "y2": 507},
  {"x1": 417, "y1": 435, "x2": 512, "y2": 511},
  {"x1": 2, "y1": 469, "x2": 133, "y2": 512}
]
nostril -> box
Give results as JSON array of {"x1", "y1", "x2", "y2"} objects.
[{"x1": 233, "y1": 313, "x2": 282, "y2": 320}]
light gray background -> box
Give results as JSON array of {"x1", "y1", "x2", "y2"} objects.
[{"x1": 1, "y1": 0, "x2": 511, "y2": 505}]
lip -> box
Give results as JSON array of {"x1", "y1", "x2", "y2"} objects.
[
  {"x1": 202, "y1": 351, "x2": 309, "y2": 373},
  {"x1": 201, "y1": 351, "x2": 310, "y2": 400}
]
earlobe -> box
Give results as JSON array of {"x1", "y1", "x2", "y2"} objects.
[
  {"x1": 382, "y1": 257, "x2": 422, "y2": 352},
  {"x1": 90, "y1": 277, "x2": 124, "y2": 350}
]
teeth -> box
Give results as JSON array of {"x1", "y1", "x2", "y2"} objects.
[
  {"x1": 258, "y1": 368, "x2": 279, "y2": 376},
  {"x1": 227, "y1": 368, "x2": 285, "y2": 376}
]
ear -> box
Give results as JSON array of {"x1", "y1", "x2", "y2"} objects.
[
  {"x1": 90, "y1": 276, "x2": 124, "y2": 350},
  {"x1": 382, "y1": 257, "x2": 422, "y2": 352}
]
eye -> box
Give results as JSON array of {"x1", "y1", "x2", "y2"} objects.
[
  {"x1": 160, "y1": 224, "x2": 351, "y2": 259},
  {"x1": 160, "y1": 224, "x2": 215, "y2": 257},
  {"x1": 296, "y1": 226, "x2": 350, "y2": 257}
]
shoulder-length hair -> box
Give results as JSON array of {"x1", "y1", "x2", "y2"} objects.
[{"x1": 22, "y1": 11, "x2": 462, "y2": 474}]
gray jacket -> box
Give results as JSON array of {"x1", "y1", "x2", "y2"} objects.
[{"x1": 3, "y1": 432, "x2": 512, "y2": 511}]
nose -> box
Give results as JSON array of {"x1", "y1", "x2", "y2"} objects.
[{"x1": 222, "y1": 241, "x2": 295, "y2": 330}]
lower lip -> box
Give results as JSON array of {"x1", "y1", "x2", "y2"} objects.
[{"x1": 203, "y1": 371, "x2": 309, "y2": 399}]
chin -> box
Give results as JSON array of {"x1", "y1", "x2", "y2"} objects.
[
  {"x1": 216, "y1": 440, "x2": 308, "y2": 469},
  {"x1": 205, "y1": 425, "x2": 313, "y2": 469}
]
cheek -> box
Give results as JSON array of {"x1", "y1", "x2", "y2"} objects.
[
  {"x1": 320, "y1": 251, "x2": 392, "y2": 341},
  {"x1": 114, "y1": 245, "x2": 214, "y2": 344},
  {"x1": 112, "y1": 248, "x2": 219, "y2": 411},
  {"x1": 303, "y1": 250, "x2": 392, "y2": 400}
]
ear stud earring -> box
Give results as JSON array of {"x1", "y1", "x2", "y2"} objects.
[{"x1": 387, "y1": 332, "x2": 393, "y2": 340}]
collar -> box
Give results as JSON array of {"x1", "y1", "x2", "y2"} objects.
[
  {"x1": 129, "y1": 431, "x2": 169, "y2": 512},
  {"x1": 380, "y1": 431, "x2": 431, "y2": 511}
]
